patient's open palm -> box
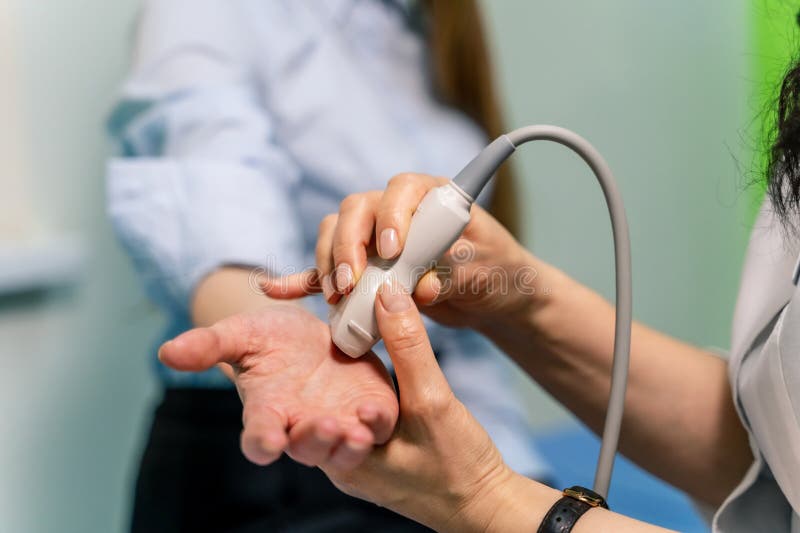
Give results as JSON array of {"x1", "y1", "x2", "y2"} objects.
[{"x1": 159, "y1": 304, "x2": 398, "y2": 470}]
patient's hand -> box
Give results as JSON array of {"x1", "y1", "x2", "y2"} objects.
[{"x1": 158, "y1": 304, "x2": 398, "y2": 470}]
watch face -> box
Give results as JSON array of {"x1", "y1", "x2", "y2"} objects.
[{"x1": 563, "y1": 486, "x2": 609, "y2": 509}]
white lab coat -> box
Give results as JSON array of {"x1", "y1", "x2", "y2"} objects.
[{"x1": 712, "y1": 201, "x2": 800, "y2": 532}]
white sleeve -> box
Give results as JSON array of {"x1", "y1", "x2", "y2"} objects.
[{"x1": 106, "y1": 0, "x2": 304, "y2": 314}]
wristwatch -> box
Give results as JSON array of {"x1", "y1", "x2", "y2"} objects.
[{"x1": 537, "y1": 486, "x2": 609, "y2": 533}]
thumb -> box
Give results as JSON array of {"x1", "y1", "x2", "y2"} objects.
[
  {"x1": 375, "y1": 278, "x2": 452, "y2": 406},
  {"x1": 260, "y1": 269, "x2": 322, "y2": 300},
  {"x1": 158, "y1": 314, "x2": 256, "y2": 372}
]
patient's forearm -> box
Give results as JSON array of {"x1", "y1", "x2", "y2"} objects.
[
  {"x1": 480, "y1": 261, "x2": 751, "y2": 506},
  {"x1": 191, "y1": 266, "x2": 298, "y2": 327}
]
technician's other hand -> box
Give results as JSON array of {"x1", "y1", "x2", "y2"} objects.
[
  {"x1": 158, "y1": 304, "x2": 398, "y2": 470},
  {"x1": 266, "y1": 173, "x2": 560, "y2": 331},
  {"x1": 320, "y1": 279, "x2": 513, "y2": 531}
]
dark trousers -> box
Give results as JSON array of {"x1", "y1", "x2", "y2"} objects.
[{"x1": 131, "y1": 388, "x2": 431, "y2": 533}]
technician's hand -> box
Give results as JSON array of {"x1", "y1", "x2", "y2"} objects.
[
  {"x1": 266, "y1": 173, "x2": 560, "y2": 331},
  {"x1": 319, "y1": 279, "x2": 522, "y2": 532},
  {"x1": 158, "y1": 304, "x2": 398, "y2": 470}
]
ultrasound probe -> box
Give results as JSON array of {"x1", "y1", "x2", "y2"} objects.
[{"x1": 328, "y1": 125, "x2": 631, "y2": 498}]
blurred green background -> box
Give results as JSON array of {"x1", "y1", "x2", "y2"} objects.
[{"x1": 0, "y1": 1, "x2": 795, "y2": 531}]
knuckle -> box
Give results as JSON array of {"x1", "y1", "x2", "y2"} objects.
[
  {"x1": 406, "y1": 390, "x2": 455, "y2": 419},
  {"x1": 318, "y1": 214, "x2": 338, "y2": 235},
  {"x1": 315, "y1": 243, "x2": 331, "y2": 270},
  {"x1": 387, "y1": 173, "x2": 406, "y2": 188},
  {"x1": 331, "y1": 240, "x2": 354, "y2": 261},
  {"x1": 425, "y1": 395, "x2": 453, "y2": 417},
  {"x1": 339, "y1": 194, "x2": 366, "y2": 213},
  {"x1": 387, "y1": 172, "x2": 420, "y2": 188},
  {"x1": 377, "y1": 207, "x2": 405, "y2": 227},
  {"x1": 385, "y1": 316, "x2": 428, "y2": 353}
]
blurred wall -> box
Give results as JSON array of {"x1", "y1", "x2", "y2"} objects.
[
  {"x1": 0, "y1": 2, "x2": 159, "y2": 533},
  {"x1": 0, "y1": 1, "x2": 753, "y2": 532},
  {"x1": 480, "y1": 0, "x2": 751, "y2": 425}
]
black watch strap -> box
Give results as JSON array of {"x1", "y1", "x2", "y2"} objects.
[{"x1": 537, "y1": 486, "x2": 608, "y2": 533}]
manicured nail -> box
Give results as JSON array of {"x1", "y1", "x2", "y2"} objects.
[
  {"x1": 378, "y1": 278, "x2": 410, "y2": 312},
  {"x1": 306, "y1": 269, "x2": 321, "y2": 291},
  {"x1": 379, "y1": 228, "x2": 400, "y2": 259},
  {"x1": 335, "y1": 263, "x2": 354, "y2": 292},
  {"x1": 428, "y1": 275, "x2": 443, "y2": 305},
  {"x1": 322, "y1": 275, "x2": 335, "y2": 301}
]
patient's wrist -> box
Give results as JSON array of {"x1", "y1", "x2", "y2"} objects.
[{"x1": 192, "y1": 266, "x2": 303, "y2": 327}]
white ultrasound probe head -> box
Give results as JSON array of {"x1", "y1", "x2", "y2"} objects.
[
  {"x1": 329, "y1": 136, "x2": 515, "y2": 358},
  {"x1": 328, "y1": 181, "x2": 472, "y2": 357}
]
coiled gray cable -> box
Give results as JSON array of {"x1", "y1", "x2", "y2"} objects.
[{"x1": 453, "y1": 125, "x2": 632, "y2": 498}]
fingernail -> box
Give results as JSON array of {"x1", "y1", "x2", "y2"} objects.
[
  {"x1": 306, "y1": 269, "x2": 321, "y2": 291},
  {"x1": 157, "y1": 343, "x2": 168, "y2": 361},
  {"x1": 379, "y1": 228, "x2": 400, "y2": 259},
  {"x1": 322, "y1": 275, "x2": 335, "y2": 301},
  {"x1": 378, "y1": 278, "x2": 410, "y2": 312},
  {"x1": 335, "y1": 263, "x2": 354, "y2": 292},
  {"x1": 428, "y1": 275, "x2": 443, "y2": 305}
]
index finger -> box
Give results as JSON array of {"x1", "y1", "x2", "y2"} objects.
[
  {"x1": 375, "y1": 174, "x2": 446, "y2": 260},
  {"x1": 331, "y1": 191, "x2": 381, "y2": 293}
]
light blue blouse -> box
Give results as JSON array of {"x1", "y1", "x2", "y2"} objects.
[{"x1": 106, "y1": 0, "x2": 548, "y2": 478}]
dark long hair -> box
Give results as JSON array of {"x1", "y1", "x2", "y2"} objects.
[{"x1": 767, "y1": 58, "x2": 800, "y2": 229}]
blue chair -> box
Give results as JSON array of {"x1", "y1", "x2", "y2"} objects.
[{"x1": 534, "y1": 423, "x2": 709, "y2": 532}]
